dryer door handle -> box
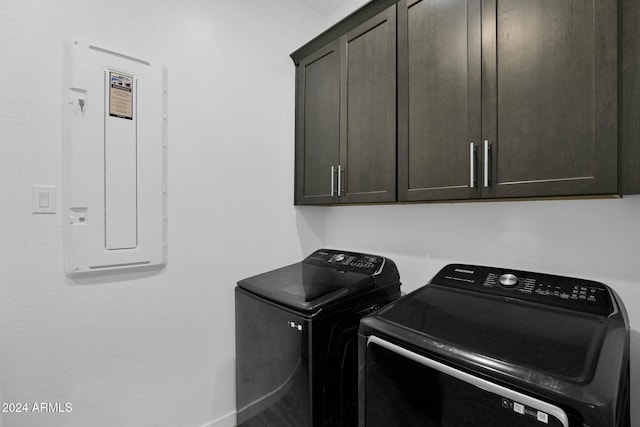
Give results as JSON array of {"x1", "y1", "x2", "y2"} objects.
[{"x1": 366, "y1": 336, "x2": 569, "y2": 427}]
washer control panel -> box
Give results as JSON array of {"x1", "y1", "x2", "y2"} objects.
[
  {"x1": 432, "y1": 264, "x2": 614, "y2": 316},
  {"x1": 304, "y1": 249, "x2": 384, "y2": 275}
]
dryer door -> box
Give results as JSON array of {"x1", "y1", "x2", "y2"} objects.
[{"x1": 362, "y1": 337, "x2": 570, "y2": 427}]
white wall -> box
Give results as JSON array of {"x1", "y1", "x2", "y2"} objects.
[
  {"x1": 0, "y1": 1, "x2": 329, "y2": 426},
  {"x1": 316, "y1": 196, "x2": 640, "y2": 426},
  {"x1": 3, "y1": 0, "x2": 637, "y2": 426}
]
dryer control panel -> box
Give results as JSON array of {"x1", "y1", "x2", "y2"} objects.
[
  {"x1": 304, "y1": 249, "x2": 385, "y2": 276},
  {"x1": 432, "y1": 264, "x2": 615, "y2": 316}
]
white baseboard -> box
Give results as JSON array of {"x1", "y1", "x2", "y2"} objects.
[{"x1": 202, "y1": 411, "x2": 236, "y2": 427}]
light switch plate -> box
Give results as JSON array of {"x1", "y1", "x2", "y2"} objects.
[{"x1": 32, "y1": 185, "x2": 56, "y2": 214}]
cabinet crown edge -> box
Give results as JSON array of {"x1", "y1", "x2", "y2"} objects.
[{"x1": 290, "y1": 0, "x2": 398, "y2": 64}]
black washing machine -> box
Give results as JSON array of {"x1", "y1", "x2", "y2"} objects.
[
  {"x1": 358, "y1": 264, "x2": 630, "y2": 427},
  {"x1": 235, "y1": 249, "x2": 401, "y2": 426}
]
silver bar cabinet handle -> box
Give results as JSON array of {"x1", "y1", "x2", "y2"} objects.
[
  {"x1": 469, "y1": 142, "x2": 476, "y2": 188},
  {"x1": 331, "y1": 166, "x2": 335, "y2": 197},
  {"x1": 483, "y1": 140, "x2": 490, "y2": 188},
  {"x1": 337, "y1": 165, "x2": 342, "y2": 197}
]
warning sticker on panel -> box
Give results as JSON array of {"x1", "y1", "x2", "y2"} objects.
[{"x1": 109, "y1": 72, "x2": 133, "y2": 120}]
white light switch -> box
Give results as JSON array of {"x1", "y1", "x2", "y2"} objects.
[
  {"x1": 32, "y1": 185, "x2": 56, "y2": 214},
  {"x1": 39, "y1": 192, "x2": 50, "y2": 208}
]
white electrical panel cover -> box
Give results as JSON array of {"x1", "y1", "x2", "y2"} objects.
[{"x1": 63, "y1": 40, "x2": 167, "y2": 277}]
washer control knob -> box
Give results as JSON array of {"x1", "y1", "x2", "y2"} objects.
[
  {"x1": 333, "y1": 254, "x2": 346, "y2": 263},
  {"x1": 499, "y1": 273, "x2": 519, "y2": 288}
]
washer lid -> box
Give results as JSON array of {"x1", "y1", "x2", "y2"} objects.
[
  {"x1": 377, "y1": 283, "x2": 610, "y2": 383},
  {"x1": 237, "y1": 249, "x2": 396, "y2": 312}
]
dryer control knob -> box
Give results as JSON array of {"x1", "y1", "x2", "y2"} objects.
[{"x1": 499, "y1": 273, "x2": 519, "y2": 288}]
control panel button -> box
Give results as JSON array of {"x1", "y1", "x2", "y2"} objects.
[{"x1": 499, "y1": 273, "x2": 519, "y2": 288}]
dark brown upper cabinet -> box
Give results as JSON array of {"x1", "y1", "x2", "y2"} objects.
[
  {"x1": 293, "y1": 4, "x2": 396, "y2": 205},
  {"x1": 293, "y1": 0, "x2": 629, "y2": 205},
  {"x1": 294, "y1": 41, "x2": 341, "y2": 205},
  {"x1": 398, "y1": 0, "x2": 618, "y2": 201},
  {"x1": 397, "y1": 0, "x2": 482, "y2": 201}
]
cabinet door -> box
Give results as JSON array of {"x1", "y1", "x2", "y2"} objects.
[
  {"x1": 398, "y1": 0, "x2": 482, "y2": 201},
  {"x1": 339, "y1": 5, "x2": 397, "y2": 204},
  {"x1": 295, "y1": 42, "x2": 341, "y2": 205},
  {"x1": 482, "y1": 0, "x2": 618, "y2": 198}
]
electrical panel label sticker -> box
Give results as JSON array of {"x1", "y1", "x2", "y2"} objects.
[{"x1": 109, "y1": 72, "x2": 133, "y2": 120}]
